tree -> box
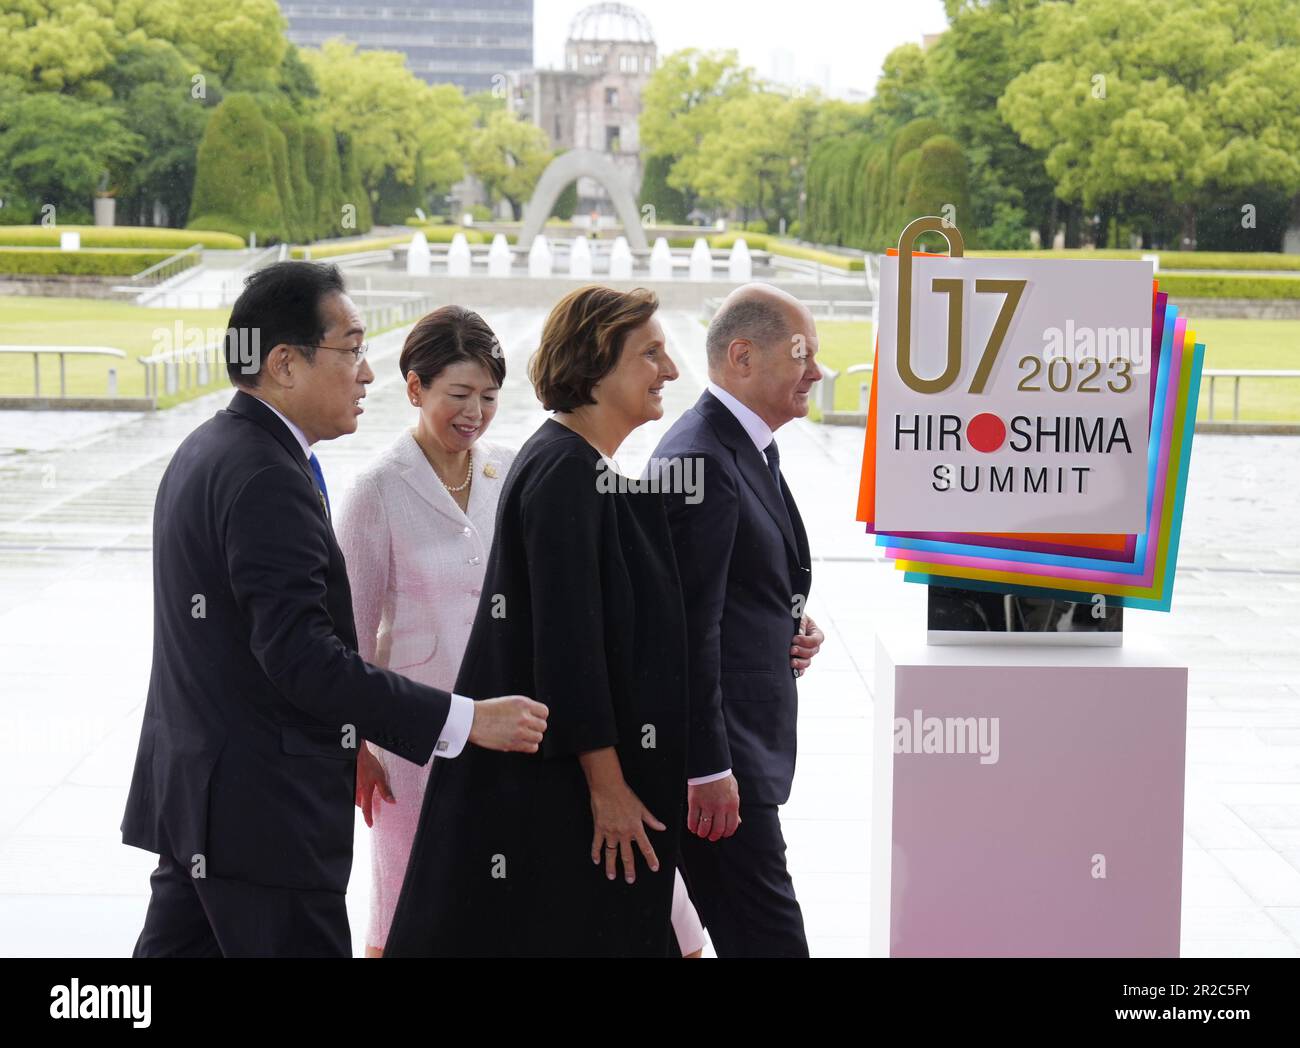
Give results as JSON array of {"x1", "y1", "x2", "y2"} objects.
[
  {"x1": 303, "y1": 120, "x2": 345, "y2": 239},
  {"x1": 301, "y1": 40, "x2": 471, "y2": 207},
  {"x1": 467, "y1": 109, "x2": 552, "y2": 219},
  {"x1": 187, "y1": 93, "x2": 287, "y2": 241},
  {"x1": 0, "y1": 84, "x2": 142, "y2": 224},
  {"x1": 105, "y1": 40, "x2": 210, "y2": 226},
  {"x1": 689, "y1": 91, "x2": 803, "y2": 223},
  {"x1": 639, "y1": 153, "x2": 686, "y2": 225},
  {"x1": 999, "y1": 0, "x2": 1300, "y2": 249},
  {"x1": 551, "y1": 178, "x2": 579, "y2": 220},
  {"x1": 871, "y1": 43, "x2": 941, "y2": 130},
  {"x1": 903, "y1": 135, "x2": 971, "y2": 236},
  {"x1": 926, "y1": 0, "x2": 1055, "y2": 247},
  {"x1": 338, "y1": 133, "x2": 373, "y2": 233},
  {"x1": 640, "y1": 49, "x2": 757, "y2": 212}
]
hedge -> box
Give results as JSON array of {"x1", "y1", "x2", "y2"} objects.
[
  {"x1": 1155, "y1": 274, "x2": 1300, "y2": 300},
  {"x1": 0, "y1": 225, "x2": 243, "y2": 250},
  {"x1": 189, "y1": 94, "x2": 288, "y2": 244},
  {"x1": 804, "y1": 118, "x2": 969, "y2": 252},
  {"x1": 966, "y1": 249, "x2": 1300, "y2": 276},
  {"x1": 639, "y1": 154, "x2": 687, "y2": 225},
  {"x1": 0, "y1": 248, "x2": 198, "y2": 277},
  {"x1": 1155, "y1": 252, "x2": 1300, "y2": 272},
  {"x1": 407, "y1": 225, "x2": 487, "y2": 244},
  {"x1": 709, "y1": 232, "x2": 865, "y2": 271},
  {"x1": 304, "y1": 121, "x2": 346, "y2": 239},
  {"x1": 290, "y1": 228, "x2": 487, "y2": 259}
]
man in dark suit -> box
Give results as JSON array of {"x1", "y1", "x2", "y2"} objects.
[
  {"x1": 652, "y1": 282, "x2": 825, "y2": 957},
  {"x1": 121, "y1": 261, "x2": 547, "y2": 957}
]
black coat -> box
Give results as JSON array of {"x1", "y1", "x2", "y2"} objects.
[
  {"x1": 652, "y1": 391, "x2": 812, "y2": 805},
  {"x1": 121, "y1": 391, "x2": 451, "y2": 894},
  {"x1": 384, "y1": 419, "x2": 689, "y2": 957}
]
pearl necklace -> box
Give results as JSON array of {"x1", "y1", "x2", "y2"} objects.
[{"x1": 439, "y1": 448, "x2": 473, "y2": 493}]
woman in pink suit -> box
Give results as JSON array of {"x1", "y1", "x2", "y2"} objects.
[
  {"x1": 339, "y1": 305, "x2": 705, "y2": 957},
  {"x1": 337, "y1": 306, "x2": 514, "y2": 955}
]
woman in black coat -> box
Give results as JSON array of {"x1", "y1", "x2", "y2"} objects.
[{"x1": 384, "y1": 286, "x2": 691, "y2": 957}]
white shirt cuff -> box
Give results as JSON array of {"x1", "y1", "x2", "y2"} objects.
[
  {"x1": 687, "y1": 768, "x2": 732, "y2": 786},
  {"x1": 433, "y1": 693, "x2": 475, "y2": 759}
]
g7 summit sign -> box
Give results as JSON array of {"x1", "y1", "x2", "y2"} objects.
[{"x1": 873, "y1": 219, "x2": 1152, "y2": 534}]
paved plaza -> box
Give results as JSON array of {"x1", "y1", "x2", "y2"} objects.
[{"x1": 0, "y1": 306, "x2": 1298, "y2": 957}]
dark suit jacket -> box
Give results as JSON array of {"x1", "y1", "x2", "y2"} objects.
[
  {"x1": 121, "y1": 390, "x2": 451, "y2": 893},
  {"x1": 652, "y1": 390, "x2": 812, "y2": 805}
]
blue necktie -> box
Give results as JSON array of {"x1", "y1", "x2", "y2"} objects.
[{"x1": 308, "y1": 452, "x2": 331, "y2": 518}]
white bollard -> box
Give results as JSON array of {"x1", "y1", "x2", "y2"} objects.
[
  {"x1": 447, "y1": 233, "x2": 472, "y2": 277},
  {"x1": 728, "y1": 237, "x2": 753, "y2": 282},
  {"x1": 488, "y1": 234, "x2": 512, "y2": 277},
  {"x1": 689, "y1": 238, "x2": 713, "y2": 282},
  {"x1": 106, "y1": 368, "x2": 117, "y2": 397},
  {"x1": 407, "y1": 231, "x2": 431, "y2": 276},
  {"x1": 649, "y1": 237, "x2": 673, "y2": 281},
  {"x1": 568, "y1": 235, "x2": 592, "y2": 278},
  {"x1": 609, "y1": 236, "x2": 633, "y2": 280},
  {"x1": 528, "y1": 235, "x2": 553, "y2": 278},
  {"x1": 60, "y1": 232, "x2": 81, "y2": 251}
]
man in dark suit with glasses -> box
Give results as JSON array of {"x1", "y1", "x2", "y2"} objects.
[{"x1": 122, "y1": 261, "x2": 547, "y2": 957}]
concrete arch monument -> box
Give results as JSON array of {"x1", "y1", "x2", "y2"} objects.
[{"x1": 518, "y1": 148, "x2": 648, "y2": 253}]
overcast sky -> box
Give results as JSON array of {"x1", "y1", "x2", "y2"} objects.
[{"x1": 533, "y1": 0, "x2": 950, "y2": 98}]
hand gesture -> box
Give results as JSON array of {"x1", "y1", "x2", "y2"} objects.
[
  {"x1": 589, "y1": 780, "x2": 665, "y2": 884},
  {"x1": 468, "y1": 695, "x2": 549, "y2": 752},
  {"x1": 355, "y1": 743, "x2": 394, "y2": 828},
  {"x1": 687, "y1": 774, "x2": 741, "y2": 841},
  {"x1": 791, "y1": 614, "x2": 824, "y2": 677}
]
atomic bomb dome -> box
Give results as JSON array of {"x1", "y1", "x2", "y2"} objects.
[{"x1": 567, "y1": 3, "x2": 656, "y2": 44}]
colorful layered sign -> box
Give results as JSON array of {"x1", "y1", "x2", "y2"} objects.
[
  {"x1": 856, "y1": 221, "x2": 1202, "y2": 612},
  {"x1": 874, "y1": 252, "x2": 1154, "y2": 533}
]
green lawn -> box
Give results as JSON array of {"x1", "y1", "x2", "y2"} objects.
[
  {"x1": 808, "y1": 317, "x2": 1300, "y2": 423},
  {"x1": 0, "y1": 296, "x2": 232, "y2": 407}
]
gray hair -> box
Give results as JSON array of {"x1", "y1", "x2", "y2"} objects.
[{"x1": 705, "y1": 295, "x2": 793, "y2": 368}]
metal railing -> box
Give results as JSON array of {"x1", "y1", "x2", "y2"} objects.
[
  {"x1": 117, "y1": 243, "x2": 203, "y2": 290},
  {"x1": 353, "y1": 290, "x2": 438, "y2": 334},
  {"x1": 1202, "y1": 369, "x2": 1300, "y2": 423},
  {"x1": 300, "y1": 249, "x2": 395, "y2": 268},
  {"x1": 816, "y1": 362, "x2": 873, "y2": 416},
  {"x1": 219, "y1": 245, "x2": 284, "y2": 301},
  {"x1": 134, "y1": 290, "x2": 440, "y2": 401},
  {"x1": 0, "y1": 345, "x2": 128, "y2": 398},
  {"x1": 138, "y1": 342, "x2": 225, "y2": 401}
]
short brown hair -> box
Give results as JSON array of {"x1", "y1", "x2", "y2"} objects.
[
  {"x1": 399, "y1": 305, "x2": 505, "y2": 389},
  {"x1": 529, "y1": 285, "x2": 659, "y2": 411}
]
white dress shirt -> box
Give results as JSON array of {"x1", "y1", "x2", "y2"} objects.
[
  {"x1": 686, "y1": 383, "x2": 780, "y2": 788},
  {"x1": 707, "y1": 380, "x2": 775, "y2": 463},
  {"x1": 252, "y1": 396, "x2": 474, "y2": 757}
]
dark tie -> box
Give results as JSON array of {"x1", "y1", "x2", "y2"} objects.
[
  {"x1": 308, "y1": 452, "x2": 331, "y2": 517},
  {"x1": 764, "y1": 437, "x2": 782, "y2": 491}
]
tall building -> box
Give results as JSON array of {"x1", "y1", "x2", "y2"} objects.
[
  {"x1": 510, "y1": 3, "x2": 656, "y2": 214},
  {"x1": 278, "y1": 1, "x2": 534, "y2": 94}
]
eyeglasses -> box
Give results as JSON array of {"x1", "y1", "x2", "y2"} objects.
[{"x1": 298, "y1": 342, "x2": 369, "y2": 364}]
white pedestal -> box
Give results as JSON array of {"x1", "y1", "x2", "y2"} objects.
[{"x1": 872, "y1": 632, "x2": 1187, "y2": 956}]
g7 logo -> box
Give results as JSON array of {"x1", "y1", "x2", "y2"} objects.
[{"x1": 894, "y1": 216, "x2": 1026, "y2": 396}]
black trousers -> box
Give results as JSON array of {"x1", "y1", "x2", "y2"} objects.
[
  {"x1": 678, "y1": 802, "x2": 808, "y2": 958},
  {"x1": 131, "y1": 852, "x2": 351, "y2": 958}
]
